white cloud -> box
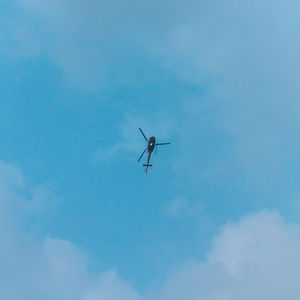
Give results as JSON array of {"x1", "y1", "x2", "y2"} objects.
[
  {"x1": 0, "y1": 161, "x2": 61, "y2": 223},
  {"x1": 0, "y1": 160, "x2": 141, "y2": 299},
  {"x1": 0, "y1": 161, "x2": 300, "y2": 299},
  {"x1": 160, "y1": 0, "x2": 300, "y2": 186},
  {"x1": 154, "y1": 211, "x2": 300, "y2": 300},
  {"x1": 84, "y1": 270, "x2": 142, "y2": 300},
  {"x1": 17, "y1": 0, "x2": 189, "y2": 89},
  {"x1": 0, "y1": 231, "x2": 142, "y2": 300}
]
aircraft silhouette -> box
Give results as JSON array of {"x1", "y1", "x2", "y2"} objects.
[{"x1": 137, "y1": 128, "x2": 170, "y2": 174}]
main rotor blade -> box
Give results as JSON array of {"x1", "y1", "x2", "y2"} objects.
[
  {"x1": 137, "y1": 148, "x2": 147, "y2": 162},
  {"x1": 156, "y1": 142, "x2": 170, "y2": 145},
  {"x1": 139, "y1": 128, "x2": 148, "y2": 142}
]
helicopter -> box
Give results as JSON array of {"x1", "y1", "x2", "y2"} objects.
[{"x1": 137, "y1": 128, "x2": 170, "y2": 174}]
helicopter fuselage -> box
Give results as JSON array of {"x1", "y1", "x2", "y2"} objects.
[{"x1": 147, "y1": 136, "x2": 156, "y2": 153}]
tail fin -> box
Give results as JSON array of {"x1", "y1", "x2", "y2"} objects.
[{"x1": 143, "y1": 164, "x2": 152, "y2": 174}]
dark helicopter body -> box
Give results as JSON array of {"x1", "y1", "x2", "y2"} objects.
[
  {"x1": 144, "y1": 136, "x2": 156, "y2": 174},
  {"x1": 137, "y1": 129, "x2": 170, "y2": 174},
  {"x1": 148, "y1": 136, "x2": 156, "y2": 152}
]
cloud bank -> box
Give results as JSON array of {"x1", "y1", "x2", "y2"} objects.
[
  {"x1": 1, "y1": 161, "x2": 299, "y2": 299},
  {"x1": 156, "y1": 211, "x2": 300, "y2": 300},
  {"x1": 0, "y1": 161, "x2": 141, "y2": 300}
]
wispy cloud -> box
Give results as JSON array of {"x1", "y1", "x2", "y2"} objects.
[
  {"x1": 93, "y1": 113, "x2": 176, "y2": 164},
  {"x1": 0, "y1": 161, "x2": 61, "y2": 221},
  {"x1": 163, "y1": 196, "x2": 205, "y2": 219},
  {"x1": 8, "y1": 0, "x2": 300, "y2": 184}
]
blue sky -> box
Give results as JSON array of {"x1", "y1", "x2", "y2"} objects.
[{"x1": 1, "y1": 0, "x2": 300, "y2": 299}]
